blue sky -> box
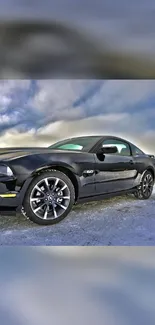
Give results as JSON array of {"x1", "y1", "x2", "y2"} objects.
[{"x1": 0, "y1": 80, "x2": 155, "y2": 153}]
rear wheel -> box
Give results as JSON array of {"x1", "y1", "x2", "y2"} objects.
[
  {"x1": 134, "y1": 170, "x2": 154, "y2": 200},
  {"x1": 23, "y1": 170, "x2": 75, "y2": 225}
]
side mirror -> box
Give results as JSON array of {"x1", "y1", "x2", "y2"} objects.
[
  {"x1": 97, "y1": 145, "x2": 118, "y2": 155},
  {"x1": 148, "y1": 154, "x2": 155, "y2": 159}
]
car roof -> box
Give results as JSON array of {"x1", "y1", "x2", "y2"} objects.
[{"x1": 67, "y1": 135, "x2": 131, "y2": 143}]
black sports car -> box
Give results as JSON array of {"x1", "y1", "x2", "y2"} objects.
[{"x1": 0, "y1": 135, "x2": 155, "y2": 225}]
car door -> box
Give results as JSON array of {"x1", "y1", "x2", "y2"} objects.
[{"x1": 94, "y1": 138, "x2": 138, "y2": 194}]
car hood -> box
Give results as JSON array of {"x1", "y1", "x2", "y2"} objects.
[{"x1": 0, "y1": 147, "x2": 82, "y2": 161}]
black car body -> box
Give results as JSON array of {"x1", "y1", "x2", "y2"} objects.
[{"x1": 0, "y1": 135, "x2": 155, "y2": 225}]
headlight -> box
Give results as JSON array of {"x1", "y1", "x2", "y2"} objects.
[{"x1": 0, "y1": 165, "x2": 13, "y2": 177}]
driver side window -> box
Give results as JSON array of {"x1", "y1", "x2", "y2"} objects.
[{"x1": 102, "y1": 139, "x2": 131, "y2": 156}]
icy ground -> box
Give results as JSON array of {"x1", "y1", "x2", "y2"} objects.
[{"x1": 0, "y1": 190, "x2": 155, "y2": 245}]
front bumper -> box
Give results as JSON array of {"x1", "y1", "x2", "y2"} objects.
[
  {"x1": 0, "y1": 175, "x2": 34, "y2": 211},
  {"x1": 0, "y1": 192, "x2": 20, "y2": 207},
  {"x1": 0, "y1": 174, "x2": 19, "y2": 208}
]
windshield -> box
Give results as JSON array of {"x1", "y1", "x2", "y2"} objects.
[{"x1": 48, "y1": 136, "x2": 101, "y2": 152}]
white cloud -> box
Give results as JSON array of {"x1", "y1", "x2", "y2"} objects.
[
  {"x1": 84, "y1": 80, "x2": 155, "y2": 114},
  {"x1": 31, "y1": 80, "x2": 86, "y2": 110},
  {"x1": 0, "y1": 114, "x2": 11, "y2": 124},
  {"x1": 30, "y1": 80, "x2": 98, "y2": 121},
  {"x1": 0, "y1": 96, "x2": 11, "y2": 109},
  {"x1": 0, "y1": 80, "x2": 31, "y2": 112}
]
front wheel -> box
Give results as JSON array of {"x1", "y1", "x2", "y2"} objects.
[
  {"x1": 134, "y1": 170, "x2": 154, "y2": 200},
  {"x1": 23, "y1": 170, "x2": 75, "y2": 225}
]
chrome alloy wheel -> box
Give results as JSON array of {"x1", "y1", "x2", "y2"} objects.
[
  {"x1": 135, "y1": 171, "x2": 154, "y2": 199},
  {"x1": 142, "y1": 173, "x2": 154, "y2": 197},
  {"x1": 30, "y1": 177, "x2": 71, "y2": 220}
]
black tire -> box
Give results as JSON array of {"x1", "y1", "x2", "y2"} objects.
[
  {"x1": 23, "y1": 170, "x2": 75, "y2": 225},
  {"x1": 134, "y1": 170, "x2": 154, "y2": 200}
]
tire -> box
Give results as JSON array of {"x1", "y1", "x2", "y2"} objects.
[
  {"x1": 134, "y1": 170, "x2": 154, "y2": 200},
  {"x1": 23, "y1": 170, "x2": 75, "y2": 225}
]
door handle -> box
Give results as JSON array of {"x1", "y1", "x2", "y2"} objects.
[{"x1": 129, "y1": 160, "x2": 134, "y2": 164}]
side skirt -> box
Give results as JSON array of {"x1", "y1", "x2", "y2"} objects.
[{"x1": 76, "y1": 188, "x2": 136, "y2": 204}]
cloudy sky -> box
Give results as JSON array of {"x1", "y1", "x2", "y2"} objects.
[{"x1": 0, "y1": 80, "x2": 155, "y2": 153}]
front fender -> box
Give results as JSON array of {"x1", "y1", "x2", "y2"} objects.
[{"x1": 31, "y1": 161, "x2": 77, "y2": 176}]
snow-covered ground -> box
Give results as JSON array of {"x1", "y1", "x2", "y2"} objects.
[{"x1": 1, "y1": 189, "x2": 155, "y2": 245}]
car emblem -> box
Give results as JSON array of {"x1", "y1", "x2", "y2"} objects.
[{"x1": 83, "y1": 170, "x2": 95, "y2": 176}]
